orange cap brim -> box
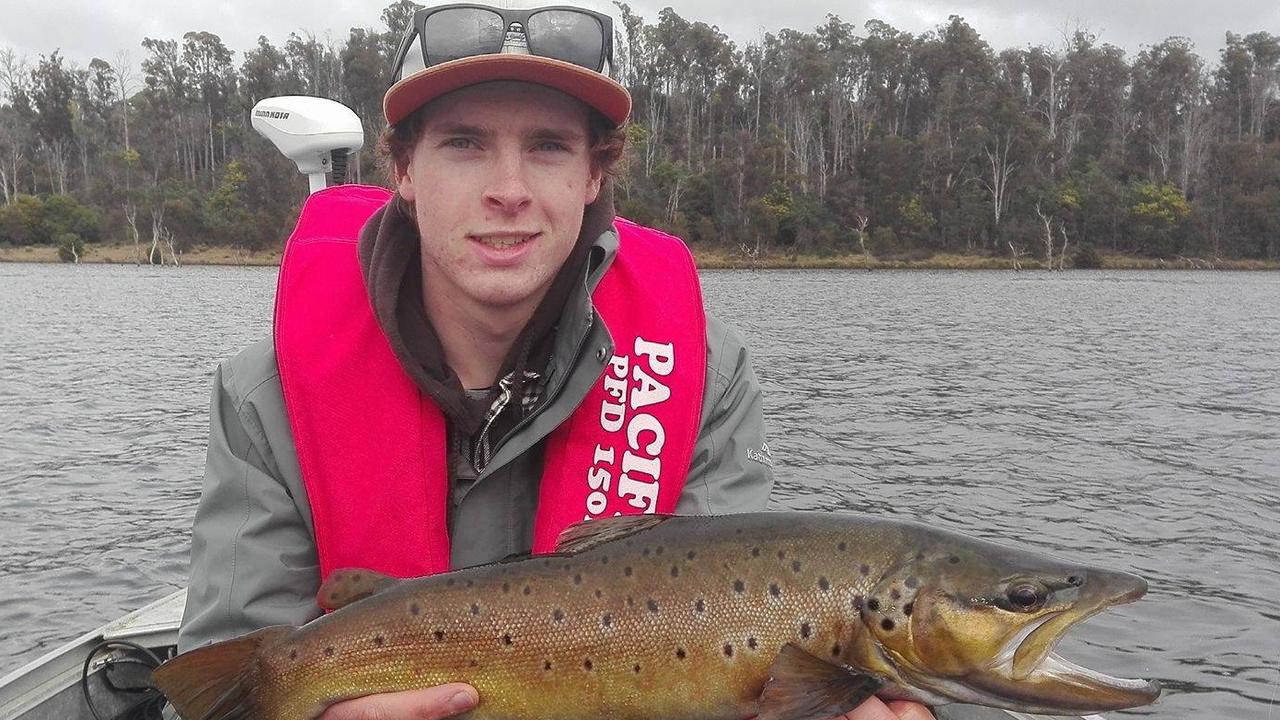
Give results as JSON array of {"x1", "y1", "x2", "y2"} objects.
[{"x1": 384, "y1": 54, "x2": 631, "y2": 127}]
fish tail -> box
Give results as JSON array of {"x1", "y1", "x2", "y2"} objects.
[{"x1": 153, "y1": 626, "x2": 293, "y2": 720}]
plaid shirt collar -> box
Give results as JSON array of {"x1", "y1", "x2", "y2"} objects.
[{"x1": 470, "y1": 369, "x2": 545, "y2": 472}]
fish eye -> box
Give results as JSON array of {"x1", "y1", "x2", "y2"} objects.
[{"x1": 1006, "y1": 583, "x2": 1045, "y2": 611}]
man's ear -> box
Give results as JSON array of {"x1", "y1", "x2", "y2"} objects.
[
  {"x1": 395, "y1": 155, "x2": 416, "y2": 203},
  {"x1": 584, "y1": 164, "x2": 603, "y2": 205}
]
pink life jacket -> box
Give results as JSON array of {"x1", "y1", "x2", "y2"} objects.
[{"x1": 273, "y1": 185, "x2": 706, "y2": 582}]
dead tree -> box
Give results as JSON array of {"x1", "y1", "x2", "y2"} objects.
[{"x1": 1035, "y1": 202, "x2": 1056, "y2": 270}]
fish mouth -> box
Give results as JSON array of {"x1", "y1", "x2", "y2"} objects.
[{"x1": 991, "y1": 574, "x2": 1160, "y2": 713}]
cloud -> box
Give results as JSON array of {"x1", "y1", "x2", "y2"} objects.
[{"x1": 2, "y1": 0, "x2": 1278, "y2": 76}]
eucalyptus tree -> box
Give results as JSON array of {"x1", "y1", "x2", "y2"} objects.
[
  {"x1": 182, "y1": 31, "x2": 237, "y2": 178},
  {"x1": 29, "y1": 51, "x2": 83, "y2": 195}
]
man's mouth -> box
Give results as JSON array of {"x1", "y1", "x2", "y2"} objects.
[{"x1": 472, "y1": 232, "x2": 539, "y2": 249}]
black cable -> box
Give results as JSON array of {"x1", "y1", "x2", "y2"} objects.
[
  {"x1": 331, "y1": 148, "x2": 350, "y2": 185},
  {"x1": 80, "y1": 640, "x2": 169, "y2": 720}
]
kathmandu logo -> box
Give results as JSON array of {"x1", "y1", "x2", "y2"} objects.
[
  {"x1": 747, "y1": 442, "x2": 774, "y2": 467},
  {"x1": 254, "y1": 109, "x2": 290, "y2": 120}
]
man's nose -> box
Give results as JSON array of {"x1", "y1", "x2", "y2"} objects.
[{"x1": 483, "y1": 153, "x2": 533, "y2": 213}]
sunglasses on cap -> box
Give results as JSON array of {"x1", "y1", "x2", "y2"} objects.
[{"x1": 391, "y1": 3, "x2": 615, "y2": 83}]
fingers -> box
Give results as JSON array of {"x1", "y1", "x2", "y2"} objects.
[
  {"x1": 319, "y1": 683, "x2": 479, "y2": 720},
  {"x1": 836, "y1": 697, "x2": 936, "y2": 720},
  {"x1": 884, "y1": 700, "x2": 937, "y2": 720}
]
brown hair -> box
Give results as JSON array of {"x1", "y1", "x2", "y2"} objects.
[{"x1": 378, "y1": 100, "x2": 626, "y2": 183}]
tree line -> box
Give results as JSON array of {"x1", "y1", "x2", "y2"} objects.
[{"x1": 1, "y1": 1, "x2": 1278, "y2": 264}]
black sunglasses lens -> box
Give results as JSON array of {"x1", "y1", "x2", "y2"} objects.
[
  {"x1": 526, "y1": 10, "x2": 604, "y2": 70},
  {"x1": 422, "y1": 8, "x2": 507, "y2": 64}
]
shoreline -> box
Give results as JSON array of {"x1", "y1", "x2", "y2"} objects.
[{"x1": 1, "y1": 242, "x2": 1277, "y2": 271}]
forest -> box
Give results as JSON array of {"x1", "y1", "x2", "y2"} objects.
[{"x1": 1, "y1": 2, "x2": 1278, "y2": 265}]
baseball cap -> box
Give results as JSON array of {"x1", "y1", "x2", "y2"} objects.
[{"x1": 383, "y1": 0, "x2": 632, "y2": 127}]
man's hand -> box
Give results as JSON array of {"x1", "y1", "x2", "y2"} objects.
[
  {"x1": 836, "y1": 697, "x2": 935, "y2": 720},
  {"x1": 318, "y1": 684, "x2": 478, "y2": 720}
]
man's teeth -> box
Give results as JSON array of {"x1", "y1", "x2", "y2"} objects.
[{"x1": 477, "y1": 235, "x2": 532, "y2": 249}]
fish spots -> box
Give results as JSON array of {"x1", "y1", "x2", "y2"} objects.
[
  {"x1": 769, "y1": 583, "x2": 781, "y2": 599},
  {"x1": 838, "y1": 542, "x2": 848, "y2": 552},
  {"x1": 676, "y1": 648, "x2": 687, "y2": 659},
  {"x1": 791, "y1": 561, "x2": 802, "y2": 573},
  {"x1": 1068, "y1": 575, "x2": 1084, "y2": 586},
  {"x1": 324, "y1": 646, "x2": 334, "y2": 657},
  {"x1": 695, "y1": 598, "x2": 706, "y2": 613},
  {"x1": 409, "y1": 603, "x2": 420, "y2": 616},
  {"x1": 800, "y1": 622, "x2": 812, "y2": 639},
  {"x1": 949, "y1": 556, "x2": 961, "y2": 565},
  {"x1": 723, "y1": 643, "x2": 734, "y2": 658},
  {"x1": 831, "y1": 643, "x2": 842, "y2": 657},
  {"x1": 733, "y1": 580, "x2": 746, "y2": 594},
  {"x1": 289, "y1": 649, "x2": 298, "y2": 661},
  {"x1": 373, "y1": 635, "x2": 385, "y2": 647},
  {"x1": 915, "y1": 552, "x2": 925, "y2": 561},
  {"x1": 552, "y1": 609, "x2": 565, "y2": 622},
  {"x1": 751, "y1": 547, "x2": 761, "y2": 558},
  {"x1": 634, "y1": 663, "x2": 642, "y2": 673},
  {"x1": 671, "y1": 565, "x2": 680, "y2": 578},
  {"x1": 469, "y1": 659, "x2": 479, "y2": 668},
  {"x1": 891, "y1": 589, "x2": 901, "y2": 601},
  {"x1": 584, "y1": 659, "x2": 594, "y2": 671},
  {"x1": 882, "y1": 619, "x2": 896, "y2": 632},
  {"x1": 867, "y1": 598, "x2": 881, "y2": 612},
  {"x1": 853, "y1": 596, "x2": 864, "y2": 610},
  {"x1": 544, "y1": 661, "x2": 553, "y2": 671},
  {"x1": 523, "y1": 586, "x2": 532, "y2": 596},
  {"x1": 656, "y1": 546, "x2": 665, "y2": 556},
  {"x1": 748, "y1": 637, "x2": 759, "y2": 650},
  {"x1": 860, "y1": 564, "x2": 870, "y2": 576},
  {"x1": 624, "y1": 566, "x2": 633, "y2": 577},
  {"x1": 502, "y1": 633, "x2": 513, "y2": 646},
  {"x1": 602, "y1": 613, "x2": 613, "y2": 628},
  {"x1": 905, "y1": 576, "x2": 918, "y2": 589},
  {"x1": 502, "y1": 582, "x2": 510, "y2": 594},
  {"x1": 600, "y1": 555, "x2": 609, "y2": 565},
  {"x1": 627, "y1": 596, "x2": 635, "y2": 608},
  {"x1": 904, "y1": 602, "x2": 914, "y2": 617},
  {"x1": 777, "y1": 550, "x2": 786, "y2": 560},
  {"x1": 446, "y1": 578, "x2": 455, "y2": 587},
  {"x1": 470, "y1": 603, "x2": 480, "y2": 616},
  {"x1": 573, "y1": 574, "x2": 583, "y2": 585},
  {"x1": 642, "y1": 548, "x2": 651, "y2": 557},
  {"x1": 818, "y1": 577, "x2": 830, "y2": 592},
  {"x1": 687, "y1": 551, "x2": 697, "y2": 560},
  {"x1": 594, "y1": 589, "x2": 603, "y2": 599},
  {"x1": 434, "y1": 630, "x2": 445, "y2": 642},
  {"x1": 647, "y1": 599, "x2": 660, "y2": 613}
]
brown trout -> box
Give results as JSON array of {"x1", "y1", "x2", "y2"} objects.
[{"x1": 154, "y1": 512, "x2": 1160, "y2": 719}]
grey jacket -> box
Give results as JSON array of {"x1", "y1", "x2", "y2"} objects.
[{"x1": 178, "y1": 229, "x2": 775, "y2": 651}]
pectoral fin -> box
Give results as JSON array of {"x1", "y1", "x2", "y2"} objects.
[
  {"x1": 756, "y1": 643, "x2": 883, "y2": 720},
  {"x1": 317, "y1": 568, "x2": 400, "y2": 611}
]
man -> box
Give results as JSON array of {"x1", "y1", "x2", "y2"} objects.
[{"x1": 178, "y1": 2, "x2": 931, "y2": 719}]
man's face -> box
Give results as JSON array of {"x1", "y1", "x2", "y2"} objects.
[{"x1": 396, "y1": 81, "x2": 604, "y2": 316}]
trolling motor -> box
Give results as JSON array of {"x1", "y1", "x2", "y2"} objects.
[{"x1": 251, "y1": 96, "x2": 365, "y2": 194}]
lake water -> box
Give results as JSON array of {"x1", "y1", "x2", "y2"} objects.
[{"x1": 0, "y1": 263, "x2": 1277, "y2": 718}]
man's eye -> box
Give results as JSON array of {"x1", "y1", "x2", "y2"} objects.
[
  {"x1": 535, "y1": 141, "x2": 568, "y2": 152},
  {"x1": 446, "y1": 138, "x2": 476, "y2": 149}
]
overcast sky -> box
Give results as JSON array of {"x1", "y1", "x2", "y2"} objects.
[{"x1": 2, "y1": 0, "x2": 1278, "y2": 82}]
